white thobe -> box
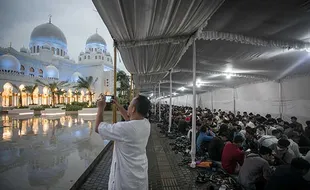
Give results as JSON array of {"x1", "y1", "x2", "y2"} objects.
[{"x1": 98, "y1": 119, "x2": 150, "y2": 190}]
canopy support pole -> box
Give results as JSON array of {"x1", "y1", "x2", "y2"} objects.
[
  {"x1": 278, "y1": 81, "x2": 283, "y2": 119},
  {"x1": 154, "y1": 86, "x2": 156, "y2": 115},
  {"x1": 112, "y1": 46, "x2": 117, "y2": 123},
  {"x1": 158, "y1": 82, "x2": 161, "y2": 121},
  {"x1": 130, "y1": 74, "x2": 133, "y2": 101},
  {"x1": 233, "y1": 88, "x2": 236, "y2": 115},
  {"x1": 190, "y1": 40, "x2": 197, "y2": 168},
  {"x1": 168, "y1": 70, "x2": 172, "y2": 133},
  {"x1": 211, "y1": 91, "x2": 214, "y2": 111}
]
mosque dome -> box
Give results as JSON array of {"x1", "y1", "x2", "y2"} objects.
[
  {"x1": 30, "y1": 22, "x2": 67, "y2": 45},
  {"x1": 20, "y1": 47, "x2": 28, "y2": 53},
  {"x1": 0, "y1": 54, "x2": 21, "y2": 72},
  {"x1": 86, "y1": 33, "x2": 106, "y2": 46},
  {"x1": 45, "y1": 65, "x2": 59, "y2": 79},
  {"x1": 71, "y1": 72, "x2": 83, "y2": 82},
  {"x1": 29, "y1": 17, "x2": 68, "y2": 56}
]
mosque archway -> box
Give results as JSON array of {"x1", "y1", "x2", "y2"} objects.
[
  {"x1": 19, "y1": 84, "x2": 27, "y2": 106},
  {"x1": 42, "y1": 87, "x2": 49, "y2": 105},
  {"x1": 2, "y1": 83, "x2": 13, "y2": 107}
]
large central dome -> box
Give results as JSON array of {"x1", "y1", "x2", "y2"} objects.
[
  {"x1": 29, "y1": 18, "x2": 68, "y2": 57},
  {"x1": 86, "y1": 33, "x2": 106, "y2": 46},
  {"x1": 31, "y1": 23, "x2": 67, "y2": 45}
]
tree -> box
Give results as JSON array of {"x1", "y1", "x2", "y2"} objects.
[
  {"x1": 117, "y1": 71, "x2": 130, "y2": 104},
  {"x1": 73, "y1": 76, "x2": 98, "y2": 106},
  {"x1": 55, "y1": 89, "x2": 67, "y2": 104},
  {"x1": 36, "y1": 80, "x2": 69, "y2": 106},
  {"x1": 12, "y1": 84, "x2": 23, "y2": 107},
  {"x1": 72, "y1": 90, "x2": 81, "y2": 102},
  {"x1": 22, "y1": 84, "x2": 38, "y2": 104}
]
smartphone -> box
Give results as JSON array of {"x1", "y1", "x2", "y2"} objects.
[{"x1": 105, "y1": 95, "x2": 114, "y2": 103}]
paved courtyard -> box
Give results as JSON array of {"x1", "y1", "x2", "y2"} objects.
[{"x1": 79, "y1": 124, "x2": 206, "y2": 190}]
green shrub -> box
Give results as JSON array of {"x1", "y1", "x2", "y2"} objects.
[
  {"x1": 41, "y1": 105, "x2": 51, "y2": 109},
  {"x1": 66, "y1": 105, "x2": 83, "y2": 111},
  {"x1": 17, "y1": 106, "x2": 29, "y2": 109},
  {"x1": 71, "y1": 102, "x2": 88, "y2": 108},
  {"x1": 30, "y1": 106, "x2": 45, "y2": 111}
]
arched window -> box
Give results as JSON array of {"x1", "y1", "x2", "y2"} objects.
[
  {"x1": 79, "y1": 57, "x2": 81, "y2": 61},
  {"x1": 20, "y1": 65, "x2": 25, "y2": 71},
  {"x1": 52, "y1": 47, "x2": 55, "y2": 54},
  {"x1": 95, "y1": 56, "x2": 97, "y2": 59},
  {"x1": 29, "y1": 67, "x2": 34, "y2": 72},
  {"x1": 84, "y1": 56, "x2": 86, "y2": 59},
  {"x1": 37, "y1": 46, "x2": 40, "y2": 53},
  {"x1": 95, "y1": 48, "x2": 97, "y2": 52},
  {"x1": 88, "y1": 55, "x2": 90, "y2": 59},
  {"x1": 107, "y1": 58, "x2": 109, "y2": 61},
  {"x1": 60, "y1": 49, "x2": 63, "y2": 56},
  {"x1": 30, "y1": 47, "x2": 32, "y2": 53},
  {"x1": 57, "y1": 48, "x2": 59, "y2": 55},
  {"x1": 99, "y1": 56, "x2": 101, "y2": 59},
  {"x1": 102, "y1": 56, "x2": 104, "y2": 60},
  {"x1": 39, "y1": 69, "x2": 43, "y2": 74}
]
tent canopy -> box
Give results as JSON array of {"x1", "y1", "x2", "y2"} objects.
[{"x1": 93, "y1": 0, "x2": 310, "y2": 95}]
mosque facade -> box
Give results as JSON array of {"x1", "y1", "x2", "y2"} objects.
[{"x1": 0, "y1": 18, "x2": 116, "y2": 107}]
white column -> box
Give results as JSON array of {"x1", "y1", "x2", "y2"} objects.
[
  {"x1": 158, "y1": 82, "x2": 161, "y2": 121},
  {"x1": 190, "y1": 40, "x2": 197, "y2": 168},
  {"x1": 168, "y1": 70, "x2": 172, "y2": 133}
]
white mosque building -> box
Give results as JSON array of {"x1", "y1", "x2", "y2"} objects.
[{"x1": 0, "y1": 17, "x2": 116, "y2": 107}]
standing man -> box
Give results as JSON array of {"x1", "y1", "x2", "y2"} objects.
[{"x1": 95, "y1": 94, "x2": 151, "y2": 190}]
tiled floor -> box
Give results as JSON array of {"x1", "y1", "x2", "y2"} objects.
[{"x1": 79, "y1": 124, "x2": 206, "y2": 190}]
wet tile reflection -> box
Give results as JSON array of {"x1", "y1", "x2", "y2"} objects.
[{"x1": 0, "y1": 114, "x2": 110, "y2": 190}]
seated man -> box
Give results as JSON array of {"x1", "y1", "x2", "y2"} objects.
[
  {"x1": 208, "y1": 131, "x2": 228, "y2": 161},
  {"x1": 238, "y1": 146, "x2": 273, "y2": 190},
  {"x1": 196, "y1": 125, "x2": 215, "y2": 153},
  {"x1": 274, "y1": 138, "x2": 296, "y2": 165},
  {"x1": 221, "y1": 135, "x2": 245, "y2": 174},
  {"x1": 257, "y1": 130, "x2": 279, "y2": 150},
  {"x1": 265, "y1": 158, "x2": 310, "y2": 190},
  {"x1": 287, "y1": 131, "x2": 302, "y2": 158}
]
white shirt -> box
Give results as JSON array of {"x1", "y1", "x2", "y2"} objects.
[
  {"x1": 288, "y1": 139, "x2": 301, "y2": 158},
  {"x1": 98, "y1": 119, "x2": 150, "y2": 190}
]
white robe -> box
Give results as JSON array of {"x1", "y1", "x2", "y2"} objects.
[{"x1": 98, "y1": 119, "x2": 150, "y2": 190}]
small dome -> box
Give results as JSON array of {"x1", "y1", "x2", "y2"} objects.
[
  {"x1": 31, "y1": 23, "x2": 67, "y2": 45},
  {"x1": 42, "y1": 44, "x2": 51, "y2": 50},
  {"x1": 20, "y1": 47, "x2": 28, "y2": 53},
  {"x1": 45, "y1": 65, "x2": 59, "y2": 79},
  {"x1": 79, "y1": 52, "x2": 84, "y2": 56},
  {"x1": 86, "y1": 33, "x2": 106, "y2": 46},
  {"x1": 0, "y1": 54, "x2": 21, "y2": 72},
  {"x1": 71, "y1": 72, "x2": 83, "y2": 82},
  {"x1": 64, "y1": 55, "x2": 69, "y2": 59}
]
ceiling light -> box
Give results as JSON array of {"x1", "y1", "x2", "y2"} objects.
[
  {"x1": 179, "y1": 87, "x2": 185, "y2": 91},
  {"x1": 196, "y1": 79, "x2": 202, "y2": 88},
  {"x1": 172, "y1": 92, "x2": 177, "y2": 96}
]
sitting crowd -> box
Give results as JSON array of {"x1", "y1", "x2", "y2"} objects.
[{"x1": 157, "y1": 105, "x2": 310, "y2": 190}]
